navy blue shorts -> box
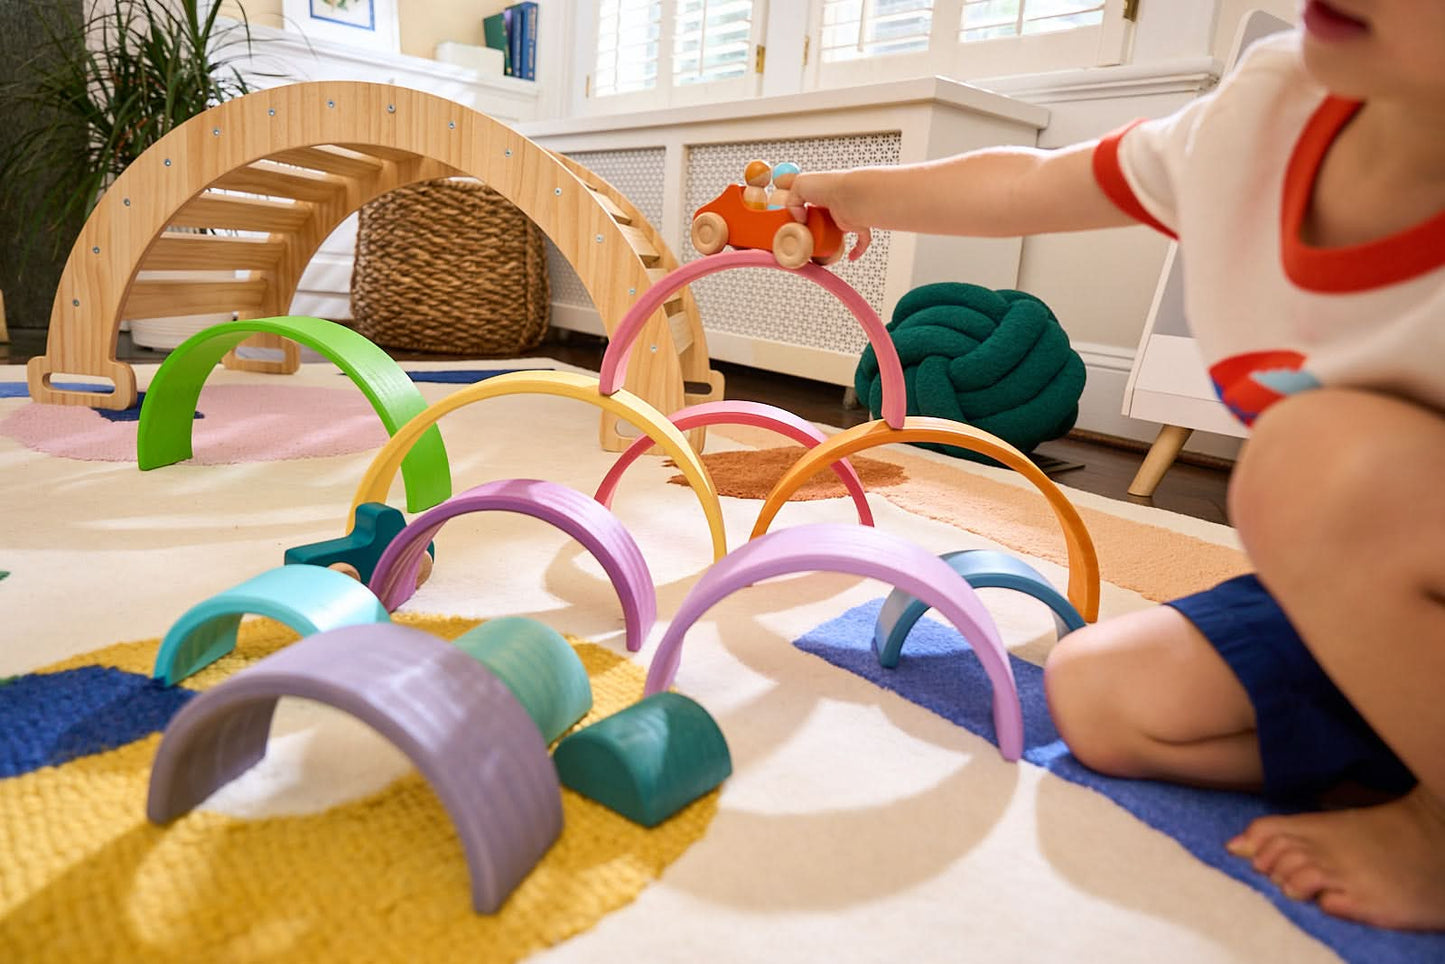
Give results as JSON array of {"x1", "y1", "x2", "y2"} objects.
[{"x1": 1167, "y1": 574, "x2": 1415, "y2": 803}]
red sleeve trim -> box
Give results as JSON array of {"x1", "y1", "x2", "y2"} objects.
[{"x1": 1092, "y1": 120, "x2": 1179, "y2": 240}]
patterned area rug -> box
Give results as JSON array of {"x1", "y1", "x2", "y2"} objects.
[{"x1": 0, "y1": 359, "x2": 1401, "y2": 963}]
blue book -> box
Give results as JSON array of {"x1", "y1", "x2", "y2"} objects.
[
  {"x1": 506, "y1": 4, "x2": 524, "y2": 80},
  {"x1": 519, "y1": 2, "x2": 538, "y2": 80}
]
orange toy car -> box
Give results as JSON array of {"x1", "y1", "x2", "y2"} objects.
[{"x1": 690, "y1": 184, "x2": 845, "y2": 268}]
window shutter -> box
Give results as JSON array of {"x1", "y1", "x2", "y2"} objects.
[
  {"x1": 961, "y1": 0, "x2": 1106, "y2": 43},
  {"x1": 594, "y1": 0, "x2": 663, "y2": 96},
  {"x1": 674, "y1": 0, "x2": 757, "y2": 87},
  {"x1": 819, "y1": 0, "x2": 935, "y2": 64}
]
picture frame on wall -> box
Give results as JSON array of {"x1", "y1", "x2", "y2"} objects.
[{"x1": 282, "y1": 0, "x2": 400, "y2": 54}]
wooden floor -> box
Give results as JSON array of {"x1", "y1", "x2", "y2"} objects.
[{"x1": 3, "y1": 326, "x2": 1233, "y2": 525}]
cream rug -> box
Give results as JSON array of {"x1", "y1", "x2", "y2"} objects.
[{"x1": 0, "y1": 358, "x2": 1412, "y2": 963}]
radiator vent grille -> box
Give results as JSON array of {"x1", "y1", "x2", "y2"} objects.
[{"x1": 683, "y1": 134, "x2": 899, "y2": 356}]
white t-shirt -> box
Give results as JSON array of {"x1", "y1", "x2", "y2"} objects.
[{"x1": 1091, "y1": 31, "x2": 1445, "y2": 425}]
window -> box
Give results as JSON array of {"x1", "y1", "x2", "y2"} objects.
[
  {"x1": 960, "y1": 0, "x2": 1106, "y2": 42},
  {"x1": 589, "y1": 0, "x2": 766, "y2": 109},
  {"x1": 812, "y1": 0, "x2": 1128, "y2": 85}
]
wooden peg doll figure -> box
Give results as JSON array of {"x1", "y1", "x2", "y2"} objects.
[
  {"x1": 743, "y1": 159, "x2": 771, "y2": 209},
  {"x1": 769, "y1": 162, "x2": 800, "y2": 210}
]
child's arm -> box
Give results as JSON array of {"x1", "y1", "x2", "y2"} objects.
[{"x1": 788, "y1": 140, "x2": 1135, "y2": 259}]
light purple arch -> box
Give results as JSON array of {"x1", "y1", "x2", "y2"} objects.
[
  {"x1": 598, "y1": 250, "x2": 906, "y2": 429},
  {"x1": 594, "y1": 400, "x2": 874, "y2": 526},
  {"x1": 146, "y1": 623, "x2": 563, "y2": 914},
  {"x1": 644, "y1": 523, "x2": 1023, "y2": 761},
  {"x1": 368, "y1": 478, "x2": 657, "y2": 653}
]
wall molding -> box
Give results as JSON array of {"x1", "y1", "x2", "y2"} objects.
[{"x1": 976, "y1": 56, "x2": 1221, "y2": 103}]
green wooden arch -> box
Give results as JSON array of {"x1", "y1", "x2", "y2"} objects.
[{"x1": 136, "y1": 315, "x2": 450, "y2": 512}]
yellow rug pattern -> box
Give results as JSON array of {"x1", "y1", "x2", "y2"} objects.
[{"x1": 0, "y1": 614, "x2": 718, "y2": 964}]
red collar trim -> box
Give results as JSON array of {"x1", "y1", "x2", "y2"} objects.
[{"x1": 1282, "y1": 97, "x2": 1445, "y2": 292}]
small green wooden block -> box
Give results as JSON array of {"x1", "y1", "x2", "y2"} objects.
[
  {"x1": 552, "y1": 692, "x2": 732, "y2": 828},
  {"x1": 453, "y1": 617, "x2": 592, "y2": 745},
  {"x1": 284, "y1": 503, "x2": 431, "y2": 584}
]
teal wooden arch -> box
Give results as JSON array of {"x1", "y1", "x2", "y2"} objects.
[
  {"x1": 136, "y1": 316, "x2": 450, "y2": 512},
  {"x1": 152, "y1": 564, "x2": 391, "y2": 685}
]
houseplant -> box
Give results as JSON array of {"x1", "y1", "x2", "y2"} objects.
[{"x1": 0, "y1": 0, "x2": 263, "y2": 342}]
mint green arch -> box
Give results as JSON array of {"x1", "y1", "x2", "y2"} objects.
[{"x1": 136, "y1": 316, "x2": 450, "y2": 512}]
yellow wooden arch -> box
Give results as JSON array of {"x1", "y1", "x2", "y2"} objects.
[
  {"x1": 27, "y1": 81, "x2": 719, "y2": 450},
  {"x1": 348, "y1": 370, "x2": 728, "y2": 563}
]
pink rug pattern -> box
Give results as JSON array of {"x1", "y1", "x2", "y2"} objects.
[{"x1": 1, "y1": 384, "x2": 391, "y2": 464}]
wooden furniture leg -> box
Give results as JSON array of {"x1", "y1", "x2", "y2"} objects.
[{"x1": 1128, "y1": 424, "x2": 1193, "y2": 498}]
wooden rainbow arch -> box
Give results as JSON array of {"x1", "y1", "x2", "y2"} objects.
[{"x1": 27, "y1": 81, "x2": 720, "y2": 450}]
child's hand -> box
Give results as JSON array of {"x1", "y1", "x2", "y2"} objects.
[{"x1": 787, "y1": 171, "x2": 873, "y2": 261}]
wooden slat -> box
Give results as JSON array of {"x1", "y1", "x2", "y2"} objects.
[
  {"x1": 141, "y1": 233, "x2": 286, "y2": 271},
  {"x1": 211, "y1": 161, "x2": 350, "y2": 203},
  {"x1": 617, "y1": 223, "x2": 660, "y2": 265},
  {"x1": 265, "y1": 145, "x2": 385, "y2": 178},
  {"x1": 334, "y1": 142, "x2": 421, "y2": 163},
  {"x1": 588, "y1": 187, "x2": 631, "y2": 225},
  {"x1": 170, "y1": 193, "x2": 311, "y2": 233},
  {"x1": 646, "y1": 267, "x2": 685, "y2": 316},
  {"x1": 121, "y1": 278, "x2": 267, "y2": 320}
]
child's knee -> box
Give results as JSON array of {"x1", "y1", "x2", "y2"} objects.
[
  {"x1": 1044, "y1": 635, "x2": 1149, "y2": 777},
  {"x1": 1233, "y1": 389, "x2": 1440, "y2": 579}
]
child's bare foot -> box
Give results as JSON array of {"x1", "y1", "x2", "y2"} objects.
[{"x1": 1226, "y1": 786, "x2": 1445, "y2": 930}]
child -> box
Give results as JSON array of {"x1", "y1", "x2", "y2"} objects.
[{"x1": 786, "y1": 2, "x2": 1445, "y2": 931}]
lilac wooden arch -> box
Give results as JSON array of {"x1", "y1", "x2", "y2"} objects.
[
  {"x1": 146, "y1": 623, "x2": 563, "y2": 914},
  {"x1": 368, "y1": 478, "x2": 657, "y2": 653},
  {"x1": 643, "y1": 523, "x2": 1024, "y2": 761},
  {"x1": 597, "y1": 250, "x2": 907, "y2": 429},
  {"x1": 594, "y1": 400, "x2": 874, "y2": 526}
]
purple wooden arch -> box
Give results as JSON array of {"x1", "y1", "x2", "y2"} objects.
[
  {"x1": 594, "y1": 400, "x2": 874, "y2": 526},
  {"x1": 643, "y1": 523, "x2": 1024, "y2": 761},
  {"x1": 146, "y1": 623, "x2": 563, "y2": 914},
  {"x1": 368, "y1": 478, "x2": 657, "y2": 653},
  {"x1": 598, "y1": 250, "x2": 907, "y2": 429}
]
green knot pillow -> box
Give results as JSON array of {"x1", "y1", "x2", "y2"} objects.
[{"x1": 854, "y1": 283, "x2": 1085, "y2": 466}]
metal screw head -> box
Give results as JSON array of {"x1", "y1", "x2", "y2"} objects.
[
  {"x1": 268, "y1": 108, "x2": 276, "y2": 116},
  {"x1": 212, "y1": 127, "x2": 220, "y2": 136},
  {"x1": 504, "y1": 148, "x2": 512, "y2": 157},
  {"x1": 71, "y1": 298, "x2": 79, "y2": 307},
  {"x1": 164, "y1": 158, "x2": 172, "y2": 166},
  {"x1": 387, "y1": 104, "x2": 395, "y2": 113},
  {"x1": 628, "y1": 287, "x2": 636, "y2": 296},
  {"x1": 649, "y1": 345, "x2": 658, "y2": 353},
  {"x1": 92, "y1": 246, "x2": 100, "y2": 254},
  {"x1": 123, "y1": 198, "x2": 131, "y2": 206},
  {"x1": 448, "y1": 121, "x2": 456, "y2": 129},
  {"x1": 595, "y1": 234, "x2": 604, "y2": 243},
  {"x1": 554, "y1": 187, "x2": 562, "y2": 195},
  {"x1": 327, "y1": 100, "x2": 335, "y2": 108}
]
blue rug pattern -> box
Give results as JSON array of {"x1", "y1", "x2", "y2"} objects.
[
  {"x1": 402, "y1": 368, "x2": 551, "y2": 384},
  {"x1": 0, "y1": 665, "x2": 195, "y2": 778},
  {"x1": 793, "y1": 599, "x2": 1443, "y2": 964}
]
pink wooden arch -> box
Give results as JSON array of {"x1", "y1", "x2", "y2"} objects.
[
  {"x1": 597, "y1": 251, "x2": 906, "y2": 429},
  {"x1": 594, "y1": 400, "x2": 874, "y2": 526}
]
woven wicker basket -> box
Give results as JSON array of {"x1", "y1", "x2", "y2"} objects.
[{"x1": 351, "y1": 179, "x2": 550, "y2": 355}]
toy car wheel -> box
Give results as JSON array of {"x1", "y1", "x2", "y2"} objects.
[
  {"x1": 772, "y1": 223, "x2": 814, "y2": 269},
  {"x1": 814, "y1": 247, "x2": 845, "y2": 267},
  {"x1": 691, "y1": 213, "x2": 728, "y2": 255}
]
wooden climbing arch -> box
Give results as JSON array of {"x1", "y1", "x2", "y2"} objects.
[{"x1": 27, "y1": 81, "x2": 721, "y2": 450}]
